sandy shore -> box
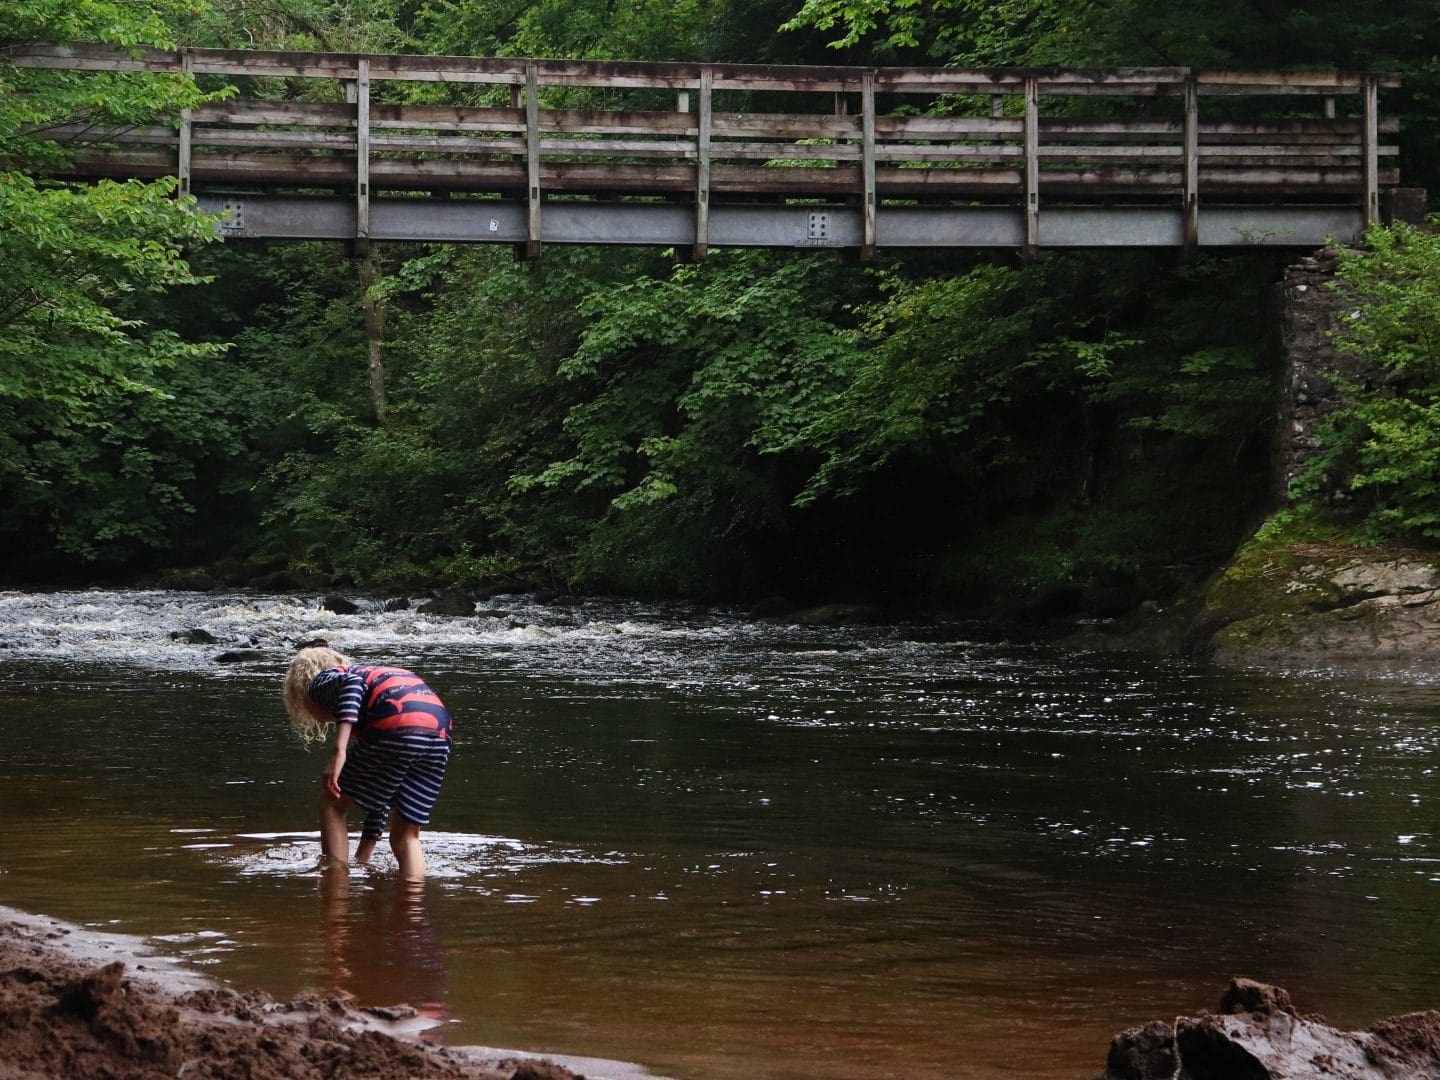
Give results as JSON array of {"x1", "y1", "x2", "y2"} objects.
[{"x1": 0, "y1": 904, "x2": 659, "y2": 1080}]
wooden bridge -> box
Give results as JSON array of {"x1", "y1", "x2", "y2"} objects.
[{"x1": 9, "y1": 44, "x2": 1408, "y2": 256}]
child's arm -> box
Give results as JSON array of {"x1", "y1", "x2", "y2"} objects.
[
  {"x1": 310, "y1": 667, "x2": 365, "y2": 800},
  {"x1": 322, "y1": 720, "x2": 353, "y2": 799}
]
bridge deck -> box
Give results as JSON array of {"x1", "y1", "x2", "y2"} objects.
[{"x1": 8, "y1": 44, "x2": 1404, "y2": 252}]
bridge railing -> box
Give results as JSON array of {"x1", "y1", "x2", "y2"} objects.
[{"x1": 7, "y1": 44, "x2": 1401, "y2": 254}]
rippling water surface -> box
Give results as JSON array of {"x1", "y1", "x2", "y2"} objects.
[{"x1": 4, "y1": 589, "x2": 1440, "y2": 1079}]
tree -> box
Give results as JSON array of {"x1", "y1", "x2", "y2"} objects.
[
  {"x1": 1296, "y1": 223, "x2": 1440, "y2": 539},
  {"x1": 0, "y1": 0, "x2": 229, "y2": 568},
  {"x1": 508, "y1": 250, "x2": 870, "y2": 593}
]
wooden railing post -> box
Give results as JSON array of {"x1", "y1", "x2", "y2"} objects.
[
  {"x1": 354, "y1": 57, "x2": 370, "y2": 239},
  {"x1": 1362, "y1": 75, "x2": 1379, "y2": 228},
  {"x1": 177, "y1": 50, "x2": 192, "y2": 198},
  {"x1": 1182, "y1": 73, "x2": 1199, "y2": 249},
  {"x1": 525, "y1": 62, "x2": 541, "y2": 258},
  {"x1": 694, "y1": 67, "x2": 711, "y2": 260},
  {"x1": 1024, "y1": 76, "x2": 1039, "y2": 255},
  {"x1": 861, "y1": 69, "x2": 876, "y2": 261}
]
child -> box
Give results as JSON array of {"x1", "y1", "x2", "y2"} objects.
[{"x1": 283, "y1": 646, "x2": 454, "y2": 879}]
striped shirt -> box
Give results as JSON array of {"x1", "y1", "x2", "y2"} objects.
[{"x1": 308, "y1": 665, "x2": 452, "y2": 741}]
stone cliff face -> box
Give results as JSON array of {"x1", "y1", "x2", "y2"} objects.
[{"x1": 1272, "y1": 247, "x2": 1375, "y2": 505}]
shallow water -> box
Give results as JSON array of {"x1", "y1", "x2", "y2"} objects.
[{"x1": 3, "y1": 589, "x2": 1440, "y2": 1078}]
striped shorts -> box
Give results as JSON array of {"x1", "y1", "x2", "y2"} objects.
[{"x1": 339, "y1": 731, "x2": 451, "y2": 827}]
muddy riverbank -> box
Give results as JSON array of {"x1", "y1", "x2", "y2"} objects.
[{"x1": 0, "y1": 905, "x2": 651, "y2": 1080}]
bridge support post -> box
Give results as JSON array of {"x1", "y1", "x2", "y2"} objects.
[
  {"x1": 861, "y1": 70, "x2": 876, "y2": 262},
  {"x1": 1182, "y1": 74, "x2": 1199, "y2": 250},
  {"x1": 693, "y1": 67, "x2": 711, "y2": 261},
  {"x1": 1023, "y1": 76, "x2": 1039, "y2": 256},
  {"x1": 525, "y1": 62, "x2": 542, "y2": 259}
]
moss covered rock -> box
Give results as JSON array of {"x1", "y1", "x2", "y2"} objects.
[{"x1": 1196, "y1": 520, "x2": 1440, "y2": 664}]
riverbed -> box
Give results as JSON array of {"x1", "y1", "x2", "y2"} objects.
[{"x1": 2, "y1": 589, "x2": 1439, "y2": 1078}]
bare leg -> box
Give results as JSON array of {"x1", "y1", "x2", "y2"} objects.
[
  {"x1": 354, "y1": 834, "x2": 378, "y2": 866},
  {"x1": 390, "y1": 820, "x2": 426, "y2": 880},
  {"x1": 320, "y1": 789, "x2": 354, "y2": 867}
]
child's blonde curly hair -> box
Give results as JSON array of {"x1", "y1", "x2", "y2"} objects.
[{"x1": 283, "y1": 645, "x2": 353, "y2": 745}]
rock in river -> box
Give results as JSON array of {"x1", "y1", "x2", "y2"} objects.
[{"x1": 1101, "y1": 978, "x2": 1440, "y2": 1079}]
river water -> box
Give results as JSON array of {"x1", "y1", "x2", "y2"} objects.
[{"x1": 3, "y1": 589, "x2": 1440, "y2": 1078}]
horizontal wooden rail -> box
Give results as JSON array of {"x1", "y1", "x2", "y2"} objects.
[
  {"x1": 4, "y1": 43, "x2": 1407, "y2": 253},
  {"x1": 5, "y1": 44, "x2": 1401, "y2": 92}
]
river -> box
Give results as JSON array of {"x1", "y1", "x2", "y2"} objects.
[{"x1": 2, "y1": 589, "x2": 1439, "y2": 1078}]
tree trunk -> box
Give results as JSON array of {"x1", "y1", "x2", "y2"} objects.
[{"x1": 355, "y1": 241, "x2": 388, "y2": 425}]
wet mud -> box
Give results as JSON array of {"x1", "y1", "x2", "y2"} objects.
[{"x1": 0, "y1": 911, "x2": 586, "y2": 1080}]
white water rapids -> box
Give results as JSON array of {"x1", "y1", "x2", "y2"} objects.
[{"x1": 0, "y1": 588, "x2": 779, "y2": 675}]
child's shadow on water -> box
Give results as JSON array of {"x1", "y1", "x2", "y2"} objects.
[{"x1": 319, "y1": 868, "x2": 453, "y2": 1039}]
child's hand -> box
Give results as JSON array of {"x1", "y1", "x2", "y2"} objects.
[{"x1": 323, "y1": 751, "x2": 345, "y2": 800}]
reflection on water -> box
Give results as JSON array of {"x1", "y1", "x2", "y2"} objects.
[
  {"x1": 321, "y1": 870, "x2": 451, "y2": 1037},
  {"x1": 2, "y1": 589, "x2": 1440, "y2": 1079}
]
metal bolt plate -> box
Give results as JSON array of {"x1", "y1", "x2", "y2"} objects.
[{"x1": 219, "y1": 199, "x2": 245, "y2": 234}]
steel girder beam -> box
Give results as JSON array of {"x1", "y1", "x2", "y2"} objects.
[{"x1": 196, "y1": 195, "x2": 1364, "y2": 249}]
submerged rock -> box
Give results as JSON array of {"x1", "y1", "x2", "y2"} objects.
[
  {"x1": 170, "y1": 628, "x2": 218, "y2": 644},
  {"x1": 250, "y1": 569, "x2": 303, "y2": 592},
  {"x1": 1100, "y1": 978, "x2": 1440, "y2": 1080},
  {"x1": 214, "y1": 649, "x2": 268, "y2": 663},
  {"x1": 417, "y1": 590, "x2": 475, "y2": 617},
  {"x1": 156, "y1": 570, "x2": 217, "y2": 592},
  {"x1": 786, "y1": 602, "x2": 885, "y2": 626},
  {"x1": 748, "y1": 596, "x2": 799, "y2": 620}
]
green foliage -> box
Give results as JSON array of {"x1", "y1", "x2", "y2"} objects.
[
  {"x1": 4, "y1": 0, "x2": 194, "y2": 47},
  {"x1": 778, "y1": 261, "x2": 1066, "y2": 506},
  {"x1": 1297, "y1": 223, "x2": 1440, "y2": 540},
  {"x1": 0, "y1": 176, "x2": 221, "y2": 412},
  {"x1": 175, "y1": 0, "x2": 406, "y2": 52},
  {"x1": 6, "y1": 351, "x2": 271, "y2": 562},
  {"x1": 508, "y1": 250, "x2": 869, "y2": 592},
  {"x1": 1333, "y1": 224, "x2": 1440, "y2": 379},
  {"x1": 782, "y1": 0, "x2": 1440, "y2": 68},
  {"x1": 242, "y1": 243, "x2": 659, "y2": 586},
  {"x1": 264, "y1": 425, "x2": 467, "y2": 582},
  {"x1": 413, "y1": 0, "x2": 699, "y2": 60},
  {"x1": 781, "y1": 250, "x2": 1275, "y2": 602},
  {"x1": 412, "y1": 0, "x2": 804, "y2": 63},
  {"x1": 0, "y1": 0, "x2": 242, "y2": 569}
]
